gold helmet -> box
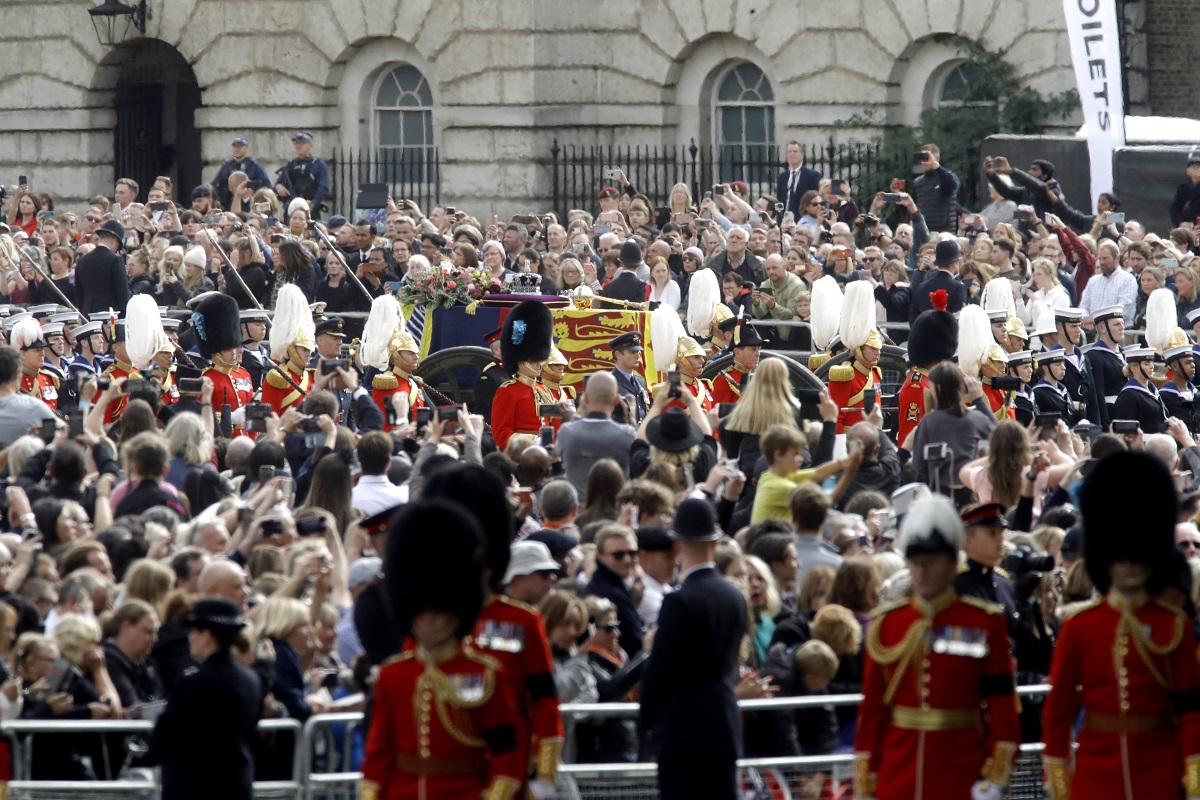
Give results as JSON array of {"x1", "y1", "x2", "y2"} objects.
[
  {"x1": 709, "y1": 303, "x2": 734, "y2": 337},
  {"x1": 677, "y1": 336, "x2": 706, "y2": 362},
  {"x1": 1004, "y1": 314, "x2": 1028, "y2": 345},
  {"x1": 546, "y1": 344, "x2": 568, "y2": 368},
  {"x1": 389, "y1": 328, "x2": 419, "y2": 358}
]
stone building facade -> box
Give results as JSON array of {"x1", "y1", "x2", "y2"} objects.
[{"x1": 0, "y1": 0, "x2": 1107, "y2": 216}]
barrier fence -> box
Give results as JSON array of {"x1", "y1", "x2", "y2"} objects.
[{"x1": 0, "y1": 686, "x2": 1055, "y2": 800}]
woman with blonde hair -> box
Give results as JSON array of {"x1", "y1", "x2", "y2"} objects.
[
  {"x1": 1134, "y1": 265, "x2": 1167, "y2": 329},
  {"x1": 959, "y1": 259, "x2": 997, "y2": 302},
  {"x1": 251, "y1": 187, "x2": 281, "y2": 220},
  {"x1": 1016, "y1": 256, "x2": 1070, "y2": 326},
  {"x1": 163, "y1": 413, "x2": 214, "y2": 492},
  {"x1": 667, "y1": 182, "x2": 695, "y2": 221},
  {"x1": 122, "y1": 559, "x2": 175, "y2": 617},
  {"x1": 744, "y1": 555, "x2": 782, "y2": 665},
  {"x1": 721, "y1": 357, "x2": 803, "y2": 474},
  {"x1": 255, "y1": 596, "x2": 328, "y2": 720},
  {"x1": 797, "y1": 565, "x2": 836, "y2": 612}
]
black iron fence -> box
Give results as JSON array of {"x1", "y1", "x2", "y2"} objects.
[
  {"x1": 547, "y1": 138, "x2": 896, "y2": 221},
  {"x1": 327, "y1": 147, "x2": 442, "y2": 219}
]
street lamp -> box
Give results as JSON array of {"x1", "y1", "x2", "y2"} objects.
[{"x1": 88, "y1": 0, "x2": 149, "y2": 48}]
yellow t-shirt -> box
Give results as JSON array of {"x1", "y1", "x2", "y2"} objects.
[{"x1": 750, "y1": 468, "x2": 817, "y2": 524}]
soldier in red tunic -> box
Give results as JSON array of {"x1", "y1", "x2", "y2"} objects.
[
  {"x1": 825, "y1": 282, "x2": 883, "y2": 434},
  {"x1": 360, "y1": 295, "x2": 425, "y2": 431},
  {"x1": 11, "y1": 319, "x2": 59, "y2": 411},
  {"x1": 650, "y1": 303, "x2": 714, "y2": 415},
  {"x1": 854, "y1": 493, "x2": 1020, "y2": 800},
  {"x1": 192, "y1": 293, "x2": 253, "y2": 434},
  {"x1": 126, "y1": 294, "x2": 186, "y2": 411},
  {"x1": 980, "y1": 345, "x2": 1016, "y2": 421},
  {"x1": 1043, "y1": 451, "x2": 1200, "y2": 800},
  {"x1": 100, "y1": 318, "x2": 137, "y2": 424},
  {"x1": 423, "y1": 464, "x2": 563, "y2": 798},
  {"x1": 491, "y1": 301, "x2": 555, "y2": 451},
  {"x1": 710, "y1": 318, "x2": 762, "y2": 406},
  {"x1": 260, "y1": 285, "x2": 314, "y2": 416},
  {"x1": 898, "y1": 291, "x2": 958, "y2": 445},
  {"x1": 361, "y1": 500, "x2": 524, "y2": 800},
  {"x1": 959, "y1": 305, "x2": 1015, "y2": 423}
]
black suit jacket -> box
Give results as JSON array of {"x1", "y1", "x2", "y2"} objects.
[
  {"x1": 639, "y1": 566, "x2": 747, "y2": 763},
  {"x1": 776, "y1": 165, "x2": 822, "y2": 220},
  {"x1": 907, "y1": 269, "x2": 968, "y2": 322},
  {"x1": 74, "y1": 245, "x2": 130, "y2": 316},
  {"x1": 599, "y1": 271, "x2": 647, "y2": 308},
  {"x1": 147, "y1": 649, "x2": 263, "y2": 800}
]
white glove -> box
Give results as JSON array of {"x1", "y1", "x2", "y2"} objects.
[
  {"x1": 971, "y1": 780, "x2": 1002, "y2": 800},
  {"x1": 231, "y1": 406, "x2": 247, "y2": 427},
  {"x1": 528, "y1": 779, "x2": 556, "y2": 800}
]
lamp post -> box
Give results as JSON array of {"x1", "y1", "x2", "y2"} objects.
[{"x1": 88, "y1": 0, "x2": 148, "y2": 48}]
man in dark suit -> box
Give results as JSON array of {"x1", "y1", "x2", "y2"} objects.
[
  {"x1": 639, "y1": 498, "x2": 748, "y2": 800},
  {"x1": 608, "y1": 330, "x2": 650, "y2": 424},
  {"x1": 908, "y1": 239, "x2": 969, "y2": 322},
  {"x1": 75, "y1": 220, "x2": 131, "y2": 317},
  {"x1": 599, "y1": 240, "x2": 648, "y2": 309},
  {"x1": 146, "y1": 598, "x2": 264, "y2": 800},
  {"x1": 776, "y1": 140, "x2": 822, "y2": 221}
]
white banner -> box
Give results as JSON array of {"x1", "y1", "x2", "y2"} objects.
[{"x1": 1062, "y1": 0, "x2": 1125, "y2": 208}]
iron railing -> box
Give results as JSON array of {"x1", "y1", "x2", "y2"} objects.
[{"x1": 327, "y1": 148, "x2": 442, "y2": 219}]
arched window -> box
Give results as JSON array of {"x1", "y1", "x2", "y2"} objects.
[
  {"x1": 373, "y1": 64, "x2": 434, "y2": 182},
  {"x1": 934, "y1": 62, "x2": 991, "y2": 109},
  {"x1": 713, "y1": 62, "x2": 775, "y2": 183}
]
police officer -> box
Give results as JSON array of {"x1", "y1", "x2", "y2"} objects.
[
  {"x1": 608, "y1": 330, "x2": 650, "y2": 424},
  {"x1": 146, "y1": 598, "x2": 264, "y2": 800},
  {"x1": 274, "y1": 131, "x2": 330, "y2": 219},
  {"x1": 211, "y1": 137, "x2": 272, "y2": 211}
]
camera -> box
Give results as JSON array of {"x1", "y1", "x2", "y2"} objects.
[
  {"x1": 178, "y1": 377, "x2": 203, "y2": 395},
  {"x1": 1035, "y1": 412, "x2": 1060, "y2": 428},
  {"x1": 125, "y1": 378, "x2": 150, "y2": 396},
  {"x1": 296, "y1": 517, "x2": 326, "y2": 536},
  {"x1": 882, "y1": 193, "x2": 901, "y2": 203},
  {"x1": 245, "y1": 402, "x2": 271, "y2": 433},
  {"x1": 320, "y1": 358, "x2": 348, "y2": 375},
  {"x1": 1003, "y1": 545, "x2": 1056, "y2": 576},
  {"x1": 415, "y1": 406, "x2": 433, "y2": 429},
  {"x1": 923, "y1": 442, "x2": 948, "y2": 461},
  {"x1": 299, "y1": 416, "x2": 323, "y2": 433},
  {"x1": 539, "y1": 403, "x2": 562, "y2": 418}
]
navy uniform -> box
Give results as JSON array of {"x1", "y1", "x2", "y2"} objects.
[
  {"x1": 1112, "y1": 346, "x2": 1169, "y2": 433},
  {"x1": 474, "y1": 328, "x2": 510, "y2": 425},
  {"x1": 1161, "y1": 344, "x2": 1200, "y2": 434},
  {"x1": 1005, "y1": 350, "x2": 1038, "y2": 426},
  {"x1": 146, "y1": 599, "x2": 264, "y2": 800},
  {"x1": 608, "y1": 331, "x2": 650, "y2": 425},
  {"x1": 639, "y1": 500, "x2": 748, "y2": 800},
  {"x1": 1082, "y1": 306, "x2": 1127, "y2": 430},
  {"x1": 70, "y1": 320, "x2": 108, "y2": 376},
  {"x1": 1031, "y1": 350, "x2": 1077, "y2": 426},
  {"x1": 1047, "y1": 307, "x2": 1090, "y2": 420}
]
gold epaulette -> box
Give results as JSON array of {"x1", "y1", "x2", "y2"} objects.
[
  {"x1": 957, "y1": 563, "x2": 970, "y2": 574},
  {"x1": 995, "y1": 566, "x2": 1011, "y2": 579},
  {"x1": 828, "y1": 363, "x2": 854, "y2": 382},
  {"x1": 960, "y1": 595, "x2": 1005, "y2": 615},
  {"x1": 40, "y1": 370, "x2": 59, "y2": 388},
  {"x1": 372, "y1": 373, "x2": 399, "y2": 391},
  {"x1": 265, "y1": 369, "x2": 291, "y2": 389},
  {"x1": 463, "y1": 644, "x2": 503, "y2": 672},
  {"x1": 379, "y1": 650, "x2": 416, "y2": 668},
  {"x1": 808, "y1": 352, "x2": 831, "y2": 371},
  {"x1": 499, "y1": 594, "x2": 538, "y2": 615},
  {"x1": 700, "y1": 377, "x2": 714, "y2": 390},
  {"x1": 650, "y1": 382, "x2": 665, "y2": 395},
  {"x1": 359, "y1": 779, "x2": 380, "y2": 800},
  {"x1": 868, "y1": 598, "x2": 909, "y2": 620},
  {"x1": 498, "y1": 378, "x2": 519, "y2": 390}
]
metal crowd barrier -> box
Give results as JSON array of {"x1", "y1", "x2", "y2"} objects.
[{"x1": 0, "y1": 687, "x2": 1055, "y2": 800}]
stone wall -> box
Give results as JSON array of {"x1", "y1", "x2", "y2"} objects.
[{"x1": 0, "y1": 0, "x2": 1080, "y2": 215}]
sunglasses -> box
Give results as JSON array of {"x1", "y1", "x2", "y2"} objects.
[
  {"x1": 1179, "y1": 540, "x2": 1200, "y2": 551},
  {"x1": 862, "y1": 256, "x2": 880, "y2": 262},
  {"x1": 602, "y1": 622, "x2": 621, "y2": 632},
  {"x1": 606, "y1": 549, "x2": 638, "y2": 561},
  {"x1": 85, "y1": 216, "x2": 101, "y2": 224}
]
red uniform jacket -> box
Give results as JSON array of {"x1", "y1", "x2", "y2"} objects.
[
  {"x1": 360, "y1": 643, "x2": 524, "y2": 800},
  {"x1": 854, "y1": 591, "x2": 1019, "y2": 800},
  {"x1": 653, "y1": 376, "x2": 715, "y2": 415},
  {"x1": 1042, "y1": 592, "x2": 1200, "y2": 800},
  {"x1": 260, "y1": 361, "x2": 310, "y2": 416},
  {"x1": 710, "y1": 366, "x2": 748, "y2": 406},
  {"x1": 490, "y1": 376, "x2": 554, "y2": 451},
  {"x1": 102, "y1": 361, "x2": 135, "y2": 423},
  {"x1": 897, "y1": 367, "x2": 931, "y2": 445},
  {"x1": 205, "y1": 366, "x2": 255, "y2": 437},
  {"x1": 371, "y1": 368, "x2": 425, "y2": 432},
  {"x1": 468, "y1": 595, "x2": 563, "y2": 783},
  {"x1": 982, "y1": 380, "x2": 1016, "y2": 421},
  {"x1": 20, "y1": 368, "x2": 58, "y2": 412},
  {"x1": 827, "y1": 360, "x2": 881, "y2": 434}
]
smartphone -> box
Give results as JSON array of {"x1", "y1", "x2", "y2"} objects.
[
  {"x1": 296, "y1": 517, "x2": 326, "y2": 536},
  {"x1": 783, "y1": 211, "x2": 795, "y2": 224},
  {"x1": 18, "y1": 175, "x2": 27, "y2": 187},
  {"x1": 320, "y1": 358, "x2": 348, "y2": 376},
  {"x1": 703, "y1": 191, "x2": 712, "y2": 201},
  {"x1": 1108, "y1": 212, "x2": 1125, "y2": 225},
  {"x1": 47, "y1": 658, "x2": 81, "y2": 696},
  {"x1": 539, "y1": 425, "x2": 555, "y2": 447},
  {"x1": 863, "y1": 387, "x2": 876, "y2": 414},
  {"x1": 260, "y1": 518, "x2": 283, "y2": 536},
  {"x1": 1163, "y1": 257, "x2": 1179, "y2": 269},
  {"x1": 270, "y1": 234, "x2": 285, "y2": 245},
  {"x1": 539, "y1": 403, "x2": 562, "y2": 418},
  {"x1": 602, "y1": 168, "x2": 620, "y2": 181},
  {"x1": 758, "y1": 287, "x2": 775, "y2": 296},
  {"x1": 667, "y1": 370, "x2": 682, "y2": 399},
  {"x1": 415, "y1": 406, "x2": 433, "y2": 430},
  {"x1": 1043, "y1": 212, "x2": 1054, "y2": 226},
  {"x1": 714, "y1": 186, "x2": 726, "y2": 196},
  {"x1": 592, "y1": 224, "x2": 611, "y2": 236},
  {"x1": 1112, "y1": 420, "x2": 1139, "y2": 434},
  {"x1": 990, "y1": 376, "x2": 1022, "y2": 391},
  {"x1": 882, "y1": 193, "x2": 901, "y2": 203},
  {"x1": 1035, "y1": 412, "x2": 1060, "y2": 429},
  {"x1": 913, "y1": 151, "x2": 931, "y2": 164},
  {"x1": 39, "y1": 418, "x2": 56, "y2": 444},
  {"x1": 962, "y1": 214, "x2": 982, "y2": 226},
  {"x1": 179, "y1": 377, "x2": 202, "y2": 395},
  {"x1": 1016, "y1": 205, "x2": 1035, "y2": 221},
  {"x1": 258, "y1": 465, "x2": 276, "y2": 482},
  {"x1": 203, "y1": 214, "x2": 219, "y2": 225},
  {"x1": 717, "y1": 402, "x2": 737, "y2": 418},
  {"x1": 830, "y1": 179, "x2": 846, "y2": 195},
  {"x1": 266, "y1": 216, "x2": 278, "y2": 229},
  {"x1": 856, "y1": 269, "x2": 871, "y2": 279},
  {"x1": 67, "y1": 408, "x2": 84, "y2": 438},
  {"x1": 150, "y1": 202, "x2": 169, "y2": 213},
  {"x1": 299, "y1": 416, "x2": 323, "y2": 433}
]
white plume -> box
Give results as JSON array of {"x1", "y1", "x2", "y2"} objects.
[
  {"x1": 9, "y1": 319, "x2": 41, "y2": 352},
  {"x1": 1146, "y1": 288, "x2": 1176, "y2": 353},
  {"x1": 956, "y1": 305, "x2": 992, "y2": 377},
  {"x1": 270, "y1": 284, "x2": 316, "y2": 361},
  {"x1": 361, "y1": 295, "x2": 404, "y2": 371},
  {"x1": 125, "y1": 294, "x2": 169, "y2": 371},
  {"x1": 651, "y1": 303, "x2": 687, "y2": 374},
  {"x1": 981, "y1": 278, "x2": 1016, "y2": 317},
  {"x1": 811, "y1": 275, "x2": 843, "y2": 351},
  {"x1": 686, "y1": 269, "x2": 720, "y2": 337},
  {"x1": 839, "y1": 280, "x2": 876, "y2": 350},
  {"x1": 897, "y1": 494, "x2": 964, "y2": 554}
]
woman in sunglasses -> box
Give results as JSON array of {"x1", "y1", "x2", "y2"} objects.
[{"x1": 575, "y1": 597, "x2": 649, "y2": 764}]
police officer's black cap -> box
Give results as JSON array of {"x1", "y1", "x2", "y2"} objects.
[
  {"x1": 184, "y1": 598, "x2": 247, "y2": 632},
  {"x1": 326, "y1": 215, "x2": 349, "y2": 231},
  {"x1": 98, "y1": 219, "x2": 126, "y2": 243},
  {"x1": 361, "y1": 503, "x2": 403, "y2": 538},
  {"x1": 636, "y1": 525, "x2": 675, "y2": 552},
  {"x1": 670, "y1": 498, "x2": 721, "y2": 542},
  {"x1": 231, "y1": 137, "x2": 249, "y2": 147},
  {"x1": 315, "y1": 317, "x2": 346, "y2": 338},
  {"x1": 608, "y1": 331, "x2": 643, "y2": 352}
]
